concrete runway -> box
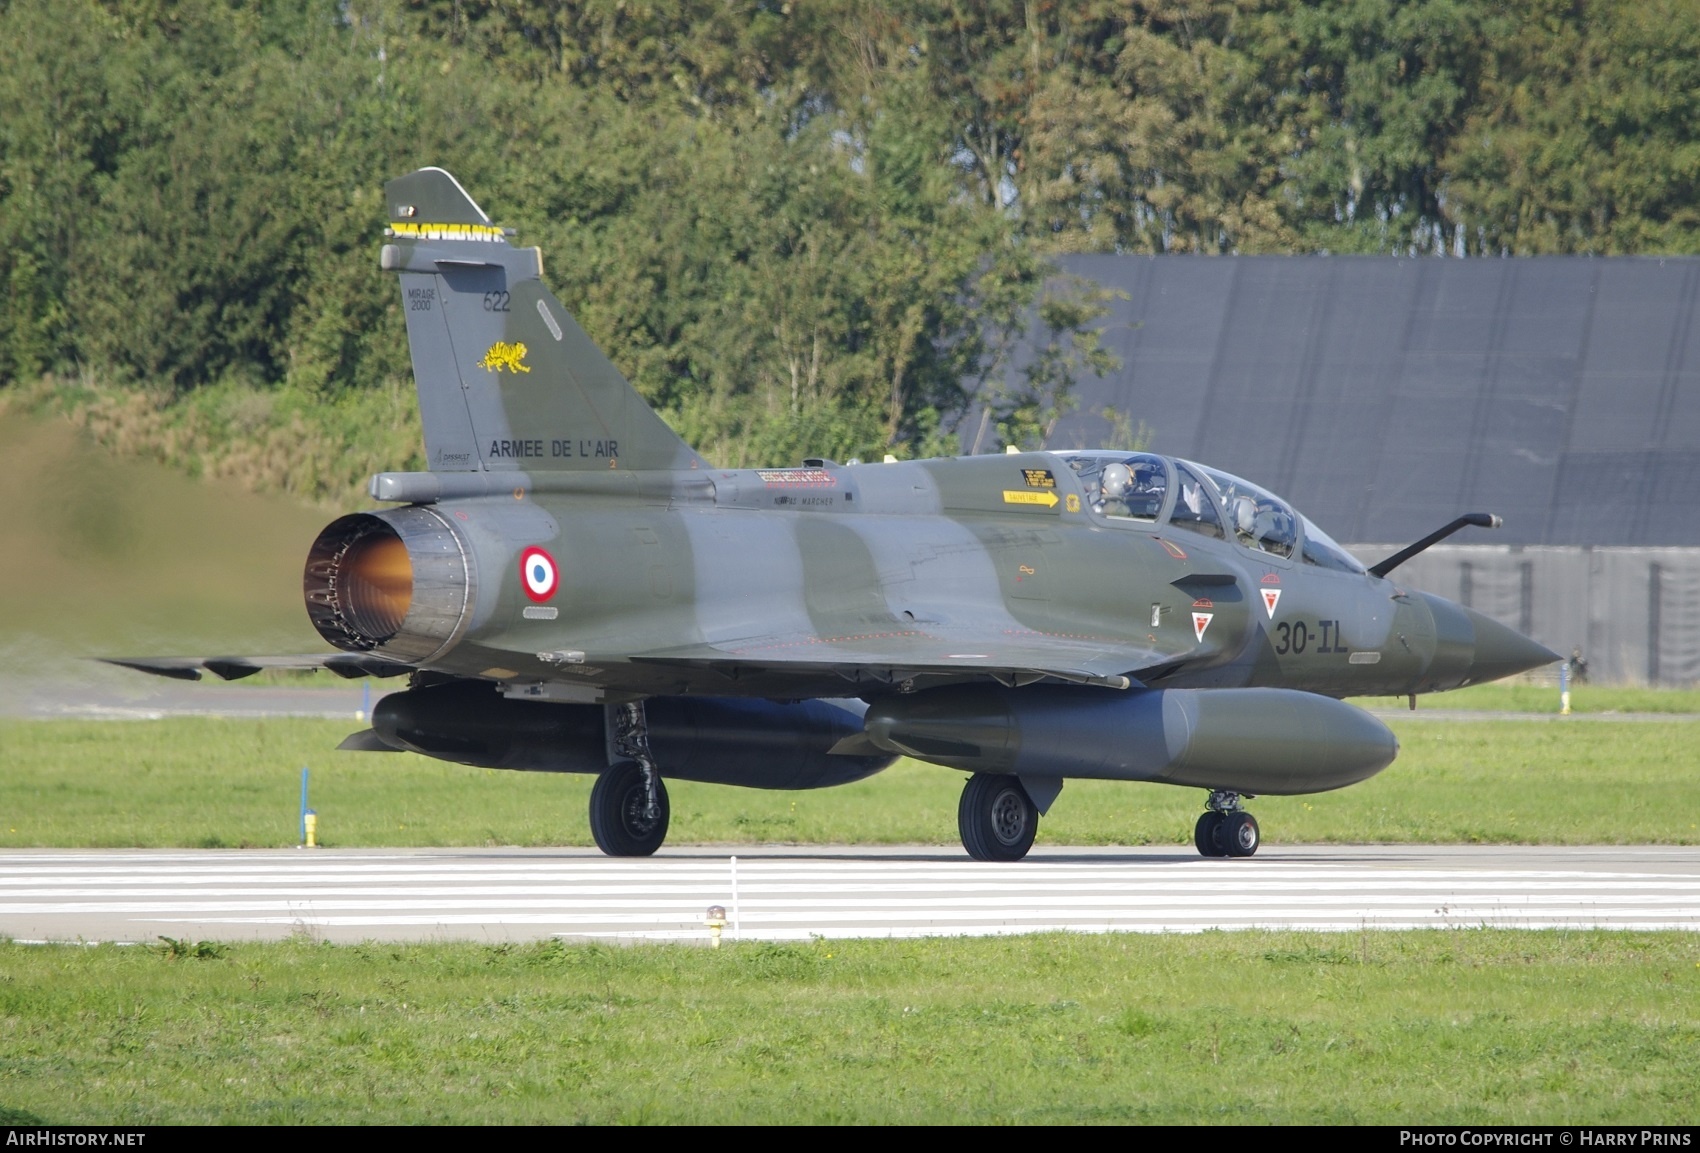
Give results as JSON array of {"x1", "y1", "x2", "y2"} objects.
[
  {"x1": 3, "y1": 845, "x2": 1697, "y2": 945},
  {"x1": 0, "y1": 679, "x2": 375, "y2": 721}
]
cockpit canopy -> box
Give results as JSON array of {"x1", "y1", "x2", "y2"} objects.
[{"x1": 1059, "y1": 451, "x2": 1365, "y2": 574}]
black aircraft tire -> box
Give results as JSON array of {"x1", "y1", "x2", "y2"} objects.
[
  {"x1": 958, "y1": 773, "x2": 1038, "y2": 862},
  {"x1": 588, "y1": 762, "x2": 670, "y2": 857},
  {"x1": 1194, "y1": 811, "x2": 1227, "y2": 858},
  {"x1": 1220, "y1": 811, "x2": 1260, "y2": 858}
]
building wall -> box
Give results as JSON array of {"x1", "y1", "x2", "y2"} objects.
[
  {"x1": 1347, "y1": 544, "x2": 1700, "y2": 685},
  {"x1": 1040, "y1": 255, "x2": 1700, "y2": 549},
  {"x1": 1008, "y1": 254, "x2": 1700, "y2": 684}
]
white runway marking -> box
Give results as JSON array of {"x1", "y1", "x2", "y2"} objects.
[{"x1": 2, "y1": 846, "x2": 1697, "y2": 945}]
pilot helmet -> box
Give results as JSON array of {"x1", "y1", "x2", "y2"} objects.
[
  {"x1": 1101, "y1": 462, "x2": 1133, "y2": 500},
  {"x1": 1232, "y1": 494, "x2": 1258, "y2": 535}
]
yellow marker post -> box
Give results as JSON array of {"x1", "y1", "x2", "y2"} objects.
[
  {"x1": 304, "y1": 810, "x2": 318, "y2": 849},
  {"x1": 705, "y1": 905, "x2": 726, "y2": 948},
  {"x1": 298, "y1": 767, "x2": 310, "y2": 848},
  {"x1": 1002, "y1": 490, "x2": 1059, "y2": 509}
]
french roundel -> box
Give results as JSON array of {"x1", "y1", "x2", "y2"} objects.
[{"x1": 519, "y1": 546, "x2": 559, "y2": 602}]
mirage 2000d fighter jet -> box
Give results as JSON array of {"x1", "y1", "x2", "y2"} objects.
[{"x1": 112, "y1": 168, "x2": 1558, "y2": 862}]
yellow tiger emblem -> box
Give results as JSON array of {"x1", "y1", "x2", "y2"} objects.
[{"x1": 479, "y1": 341, "x2": 532, "y2": 374}]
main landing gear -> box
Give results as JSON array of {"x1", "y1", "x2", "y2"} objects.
[
  {"x1": 1194, "y1": 789, "x2": 1259, "y2": 858},
  {"x1": 959, "y1": 773, "x2": 1038, "y2": 862},
  {"x1": 590, "y1": 701, "x2": 671, "y2": 856}
]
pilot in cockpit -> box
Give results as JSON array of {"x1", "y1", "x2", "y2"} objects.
[
  {"x1": 1096, "y1": 462, "x2": 1135, "y2": 517},
  {"x1": 1095, "y1": 459, "x2": 1165, "y2": 519},
  {"x1": 1230, "y1": 492, "x2": 1297, "y2": 556},
  {"x1": 1230, "y1": 494, "x2": 1261, "y2": 543}
]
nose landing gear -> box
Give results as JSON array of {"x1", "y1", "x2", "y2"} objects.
[{"x1": 1194, "y1": 790, "x2": 1260, "y2": 858}]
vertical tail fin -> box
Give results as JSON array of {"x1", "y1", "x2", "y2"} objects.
[{"x1": 380, "y1": 167, "x2": 707, "y2": 473}]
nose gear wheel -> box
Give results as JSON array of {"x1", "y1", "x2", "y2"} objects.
[
  {"x1": 1195, "y1": 811, "x2": 1226, "y2": 857},
  {"x1": 1195, "y1": 791, "x2": 1260, "y2": 858}
]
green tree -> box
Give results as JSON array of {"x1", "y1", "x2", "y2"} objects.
[
  {"x1": 1444, "y1": 0, "x2": 1700, "y2": 254},
  {"x1": 3, "y1": 0, "x2": 1697, "y2": 499},
  {"x1": 0, "y1": 0, "x2": 127, "y2": 382}
]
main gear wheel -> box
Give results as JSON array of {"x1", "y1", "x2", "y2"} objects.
[
  {"x1": 959, "y1": 774, "x2": 1038, "y2": 862},
  {"x1": 589, "y1": 761, "x2": 671, "y2": 857}
]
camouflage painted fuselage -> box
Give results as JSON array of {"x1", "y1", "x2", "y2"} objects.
[{"x1": 348, "y1": 448, "x2": 1516, "y2": 708}]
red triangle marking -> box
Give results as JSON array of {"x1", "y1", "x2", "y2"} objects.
[{"x1": 1193, "y1": 612, "x2": 1213, "y2": 643}]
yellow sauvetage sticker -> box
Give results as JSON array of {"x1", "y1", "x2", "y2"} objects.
[{"x1": 1003, "y1": 489, "x2": 1059, "y2": 508}]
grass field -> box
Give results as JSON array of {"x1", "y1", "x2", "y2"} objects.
[
  {"x1": 1369, "y1": 682, "x2": 1700, "y2": 714},
  {"x1": 2, "y1": 931, "x2": 1695, "y2": 1124},
  {"x1": 3, "y1": 714, "x2": 1698, "y2": 848}
]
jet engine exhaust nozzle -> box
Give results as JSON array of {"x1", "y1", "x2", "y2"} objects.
[{"x1": 303, "y1": 509, "x2": 473, "y2": 664}]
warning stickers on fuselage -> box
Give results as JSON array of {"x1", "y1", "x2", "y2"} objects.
[{"x1": 758, "y1": 469, "x2": 837, "y2": 488}]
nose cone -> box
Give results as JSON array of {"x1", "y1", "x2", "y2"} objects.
[{"x1": 1463, "y1": 607, "x2": 1561, "y2": 685}]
